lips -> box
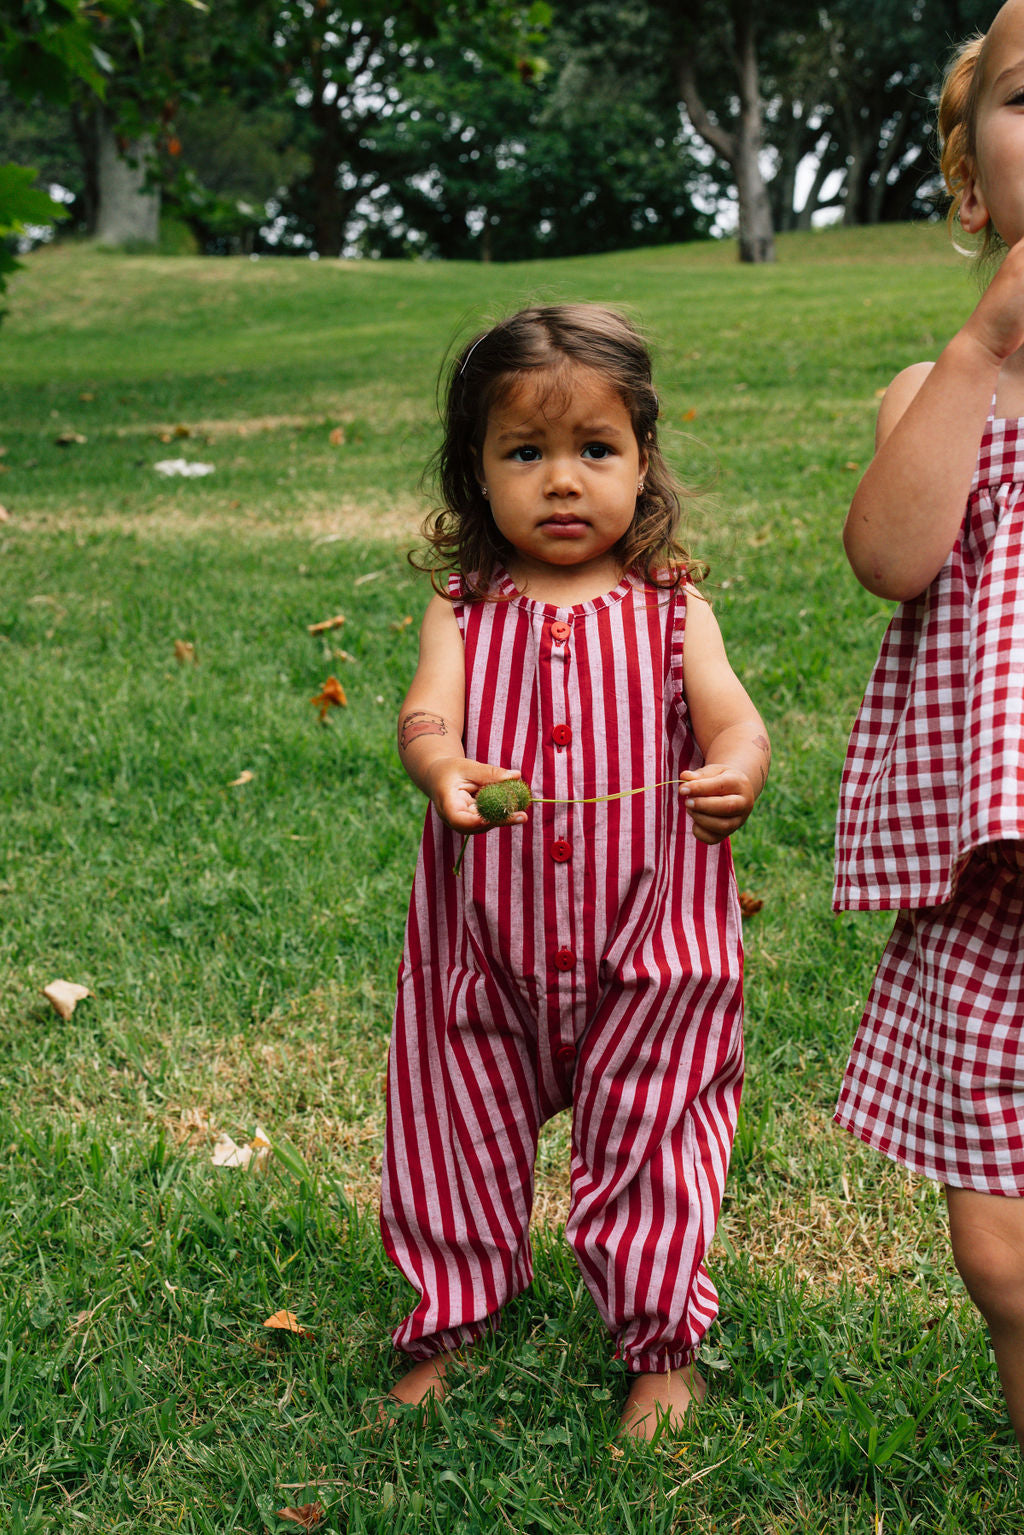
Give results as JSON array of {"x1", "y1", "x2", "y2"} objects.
[{"x1": 542, "y1": 514, "x2": 588, "y2": 529}]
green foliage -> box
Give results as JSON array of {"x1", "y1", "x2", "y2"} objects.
[
  {"x1": 0, "y1": 227, "x2": 1021, "y2": 1527},
  {"x1": 0, "y1": 162, "x2": 67, "y2": 234},
  {"x1": 0, "y1": 0, "x2": 117, "y2": 103}
]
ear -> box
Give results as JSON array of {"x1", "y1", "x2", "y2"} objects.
[
  {"x1": 959, "y1": 158, "x2": 990, "y2": 233},
  {"x1": 638, "y1": 444, "x2": 650, "y2": 483}
]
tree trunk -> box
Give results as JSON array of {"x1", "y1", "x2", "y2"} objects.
[
  {"x1": 732, "y1": 7, "x2": 775, "y2": 263},
  {"x1": 676, "y1": 1, "x2": 774, "y2": 264},
  {"x1": 796, "y1": 151, "x2": 837, "y2": 230},
  {"x1": 94, "y1": 111, "x2": 160, "y2": 246},
  {"x1": 842, "y1": 133, "x2": 872, "y2": 225},
  {"x1": 867, "y1": 102, "x2": 913, "y2": 224}
]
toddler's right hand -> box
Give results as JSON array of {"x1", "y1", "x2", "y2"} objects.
[
  {"x1": 963, "y1": 235, "x2": 1024, "y2": 365},
  {"x1": 426, "y1": 759, "x2": 526, "y2": 833}
]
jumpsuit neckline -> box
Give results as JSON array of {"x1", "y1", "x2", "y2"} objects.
[{"x1": 494, "y1": 567, "x2": 638, "y2": 619}]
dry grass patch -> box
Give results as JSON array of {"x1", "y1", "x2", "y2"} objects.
[{"x1": 13, "y1": 492, "x2": 425, "y2": 542}]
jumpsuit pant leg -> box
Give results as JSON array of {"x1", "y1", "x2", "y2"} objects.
[
  {"x1": 565, "y1": 969, "x2": 744, "y2": 1373},
  {"x1": 381, "y1": 961, "x2": 543, "y2": 1359}
]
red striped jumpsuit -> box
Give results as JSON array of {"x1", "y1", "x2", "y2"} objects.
[{"x1": 380, "y1": 570, "x2": 744, "y2": 1373}]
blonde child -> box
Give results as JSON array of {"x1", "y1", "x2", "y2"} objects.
[
  {"x1": 835, "y1": 0, "x2": 1024, "y2": 1451},
  {"x1": 380, "y1": 303, "x2": 770, "y2": 1441}
]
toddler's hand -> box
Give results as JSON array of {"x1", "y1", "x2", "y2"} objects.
[
  {"x1": 963, "y1": 235, "x2": 1024, "y2": 364},
  {"x1": 426, "y1": 759, "x2": 526, "y2": 833},
  {"x1": 679, "y1": 765, "x2": 755, "y2": 845}
]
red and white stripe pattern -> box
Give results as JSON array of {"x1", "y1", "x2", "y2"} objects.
[
  {"x1": 834, "y1": 414, "x2": 1024, "y2": 913},
  {"x1": 836, "y1": 855, "x2": 1024, "y2": 1194},
  {"x1": 381, "y1": 572, "x2": 744, "y2": 1373}
]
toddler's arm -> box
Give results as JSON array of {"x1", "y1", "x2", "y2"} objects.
[
  {"x1": 844, "y1": 235, "x2": 1024, "y2": 601},
  {"x1": 679, "y1": 590, "x2": 769, "y2": 846},
  {"x1": 398, "y1": 595, "x2": 526, "y2": 833}
]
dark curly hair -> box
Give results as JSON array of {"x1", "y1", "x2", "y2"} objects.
[{"x1": 411, "y1": 303, "x2": 704, "y2": 600}]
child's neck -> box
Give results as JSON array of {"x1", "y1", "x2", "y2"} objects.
[{"x1": 504, "y1": 555, "x2": 627, "y2": 608}]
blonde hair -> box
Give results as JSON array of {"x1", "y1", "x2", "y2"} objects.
[{"x1": 938, "y1": 33, "x2": 1003, "y2": 265}]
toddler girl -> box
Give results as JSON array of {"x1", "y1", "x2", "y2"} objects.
[
  {"x1": 382, "y1": 303, "x2": 769, "y2": 1441},
  {"x1": 835, "y1": 0, "x2": 1024, "y2": 1451}
]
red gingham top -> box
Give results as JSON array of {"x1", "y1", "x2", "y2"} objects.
[{"x1": 834, "y1": 414, "x2": 1024, "y2": 912}]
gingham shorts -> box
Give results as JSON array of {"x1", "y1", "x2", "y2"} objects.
[{"x1": 835, "y1": 851, "x2": 1024, "y2": 1196}]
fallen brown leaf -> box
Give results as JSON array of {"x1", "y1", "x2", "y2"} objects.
[
  {"x1": 328, "y1": 426, "x2": 346, "y2": 447},
  {"x1": 174, "y1": 639, "x2": 197, "y2": 664},
  {"x1": 43, "y1": 980, "x2": 92, "y2": 1019},
  {"x1": 307, "y1": 614, "x2": 346, "y2": 635},
  {"x1": 228, "y1": 769, "x2": 254, "y2": 787},
  {"x1": 310, "y1": 676, "x2": 347, "y2": 719},
  {"x1": 389, "y1": 615, "x2": 412, "y2": 631},
  {"x1": 264, "y1": 1309, "x2": 314, "y2": 1338},
  {"x1": 55, "y1": 430, "x2": 87, "y2": 446},
  {"x1": 738, "y1": 891, "x2": 764, "y2": 918},
  {"x1": 682, "y1": 407, "x2": 698, "y2": 422},
  {"x1": 276, "y1": 1503, "x2": 325, "y2": 1530}
]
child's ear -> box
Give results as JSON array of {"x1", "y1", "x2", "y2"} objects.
[{"x1": 959, "y1": 158, "x2": 990, "y2": 233}]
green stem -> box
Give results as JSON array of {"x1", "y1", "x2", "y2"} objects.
[
  {"x1": 453, "y1": 778, "x2": 680, "y2": 876},
  {"x1": 532, "y1": 777, "x2": 680, "y2": 805}
]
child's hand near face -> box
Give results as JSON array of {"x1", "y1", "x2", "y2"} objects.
[{"x1": 679, "y1": 764, "x2": 757, "y2": 844}]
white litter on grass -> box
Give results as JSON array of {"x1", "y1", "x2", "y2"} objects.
[
  {"x1": 211, "y1": 1124, "x2": 272, "y2": 1169},
  {"x1": 154, "y1": 459, "x2": 216, "y2": 477},
  {"x1": 42, "y1": 980, "x2": 92, "y2": 1019}
]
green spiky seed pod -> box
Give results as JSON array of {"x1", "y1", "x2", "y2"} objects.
[{"x1": 476, "y1": 779, "x2": 532, "y2": 825}]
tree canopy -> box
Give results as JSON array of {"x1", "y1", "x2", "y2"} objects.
[{"x1": 3, "y1": 0, "x2": 1002, "y2": 268}]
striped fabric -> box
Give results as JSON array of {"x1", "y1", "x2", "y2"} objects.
[
  {"x1": 834, "y1": 414, "x2": 1024, "y2": 912},
  {"x1": 380, "y1": 571, "x2": 744, "y2": 1374}
]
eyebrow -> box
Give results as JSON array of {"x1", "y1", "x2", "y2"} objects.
[
  {"x1": 992, "y1": 57, "x2": 1024, "y2": 89},
  {"x1": 493, "y1": 420, "x2": 629, "y2": 444}
]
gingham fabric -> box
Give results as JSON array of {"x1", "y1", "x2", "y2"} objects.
[
  {"x1": 835, "y1": 854, "x2": 1024, "y2": 1194},
  {"x1": 834, "y1": 414, "x2": 1024, "y2": 912},
  {"x1": 380, "y1": 572, "x2": 744, "y2": 1373}
]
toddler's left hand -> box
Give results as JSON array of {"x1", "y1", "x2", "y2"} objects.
[{"x1": 679, "y1": 765, "x2": 756, "y2": 845}]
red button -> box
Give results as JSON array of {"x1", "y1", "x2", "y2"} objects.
[
  {"x1": 554, "y1": 947, "x2": 575, "y2": 970},
  {"x1": 555, "y1": 1044, "x2": 576, "y2": 1064},
  {"x1": 550, "y1": 840, "x2": 572, "y2": 863},
  {"x1": 551, "y1": 723, "x2": 572, "y2": 747},
  {"x1": 550, "y1": 621, "x2": 571, "y2": 643}
]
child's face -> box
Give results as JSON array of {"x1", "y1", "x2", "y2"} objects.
[
  {"x1": 477, "y1": 365, "x2": 647, "y2": 588},
  {"x1": 962, "y1": 0, "x2": 1024, "y2": 246}
]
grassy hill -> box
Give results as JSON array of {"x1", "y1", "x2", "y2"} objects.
[{"x1": 0, "y1": 225, "x2": 1014, "y2": 1532}]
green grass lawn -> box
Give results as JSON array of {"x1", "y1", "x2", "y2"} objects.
[{"x1": 1, "y1": 225, "x2": 1018, "y2": 1532}]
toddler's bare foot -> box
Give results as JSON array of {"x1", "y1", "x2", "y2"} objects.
[
  {"x1": 376, "y1": 1352, "x2": 458, "y2": 1421},
  {"x1": 618, "y1": 1366, "x2": 706, "y2": 1444}
]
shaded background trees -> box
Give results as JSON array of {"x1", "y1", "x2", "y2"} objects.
[{"x1": 1, "y1": 0, "x2": 1003, "y2": 265}]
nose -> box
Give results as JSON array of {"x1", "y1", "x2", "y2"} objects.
[{"x1": 544, "y1": 457, "x2": 580, "y2": 498}]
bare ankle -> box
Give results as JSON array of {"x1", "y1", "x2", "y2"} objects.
[
  {"x1": 618, "y1": 1366, "x2": 706, "y2": 1444},
  {"x1": 382, "y1": 1348, "x2": 472, "y2": 1416}
]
